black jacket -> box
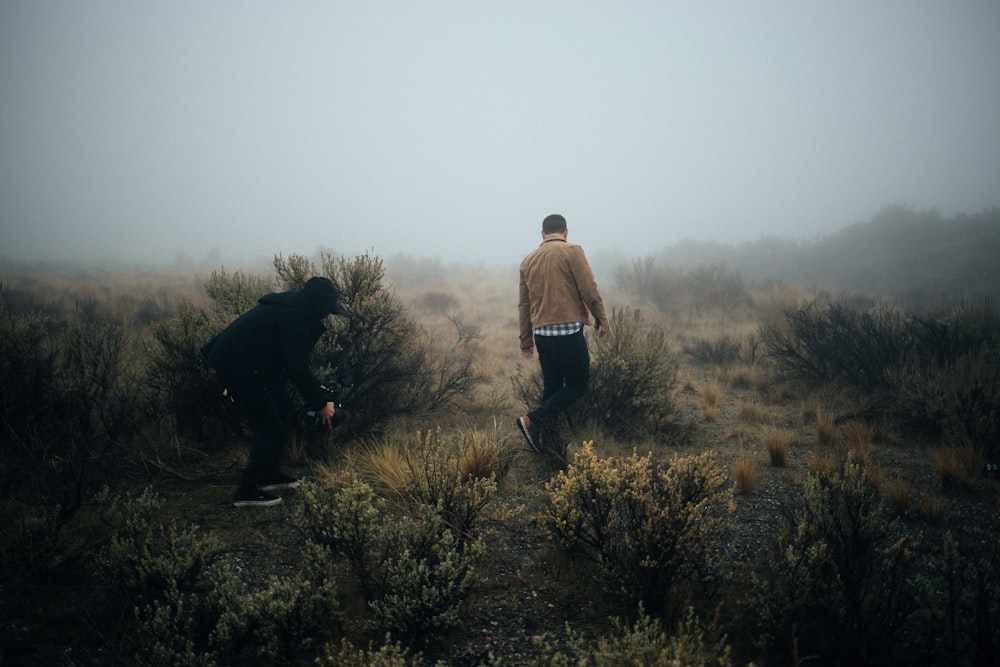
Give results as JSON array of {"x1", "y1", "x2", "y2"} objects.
[{"x1": 202, "y1": 289, "x2": 333, "y2": 410}]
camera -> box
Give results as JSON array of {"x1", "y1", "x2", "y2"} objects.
[
  {"x1": 304, "y1": 374, "x2": 352, "y2": 432},
  {"x1": 305, "y1": 397, "x2": 348, "y2": 432}
]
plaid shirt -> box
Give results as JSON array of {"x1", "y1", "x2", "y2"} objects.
[{"x1": 534, "y1": 322, "x2": 583, "y2": 336}]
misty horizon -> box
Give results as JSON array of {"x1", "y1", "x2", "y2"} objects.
[{"x1": 2, "y1": 2, "x2": 998, "y2": 268}]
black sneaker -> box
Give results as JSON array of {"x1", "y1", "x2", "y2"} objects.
[
  {"x1": 233, "y1": 489, "x2": 282, "y2": 507},
  {"x1": 258, "y1": 472, "x2": 302, "y2": 492},
  {"x1": 516, "y1": 415, "x2": 542, "y2": 453}
]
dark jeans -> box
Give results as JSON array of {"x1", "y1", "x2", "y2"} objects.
[
  {"x1": 531, "y1": 330, "x2": 590, "y2": 435},
  {"x1": 224, "y1": 376, "x2": 292, "y2": 491}
]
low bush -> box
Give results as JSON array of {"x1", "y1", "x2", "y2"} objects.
[
  {"x1": 296, "y1": 478, "x2": 486, "y2": 644},
  {"x1": 95, "y1": 486, "x2": 341, "y2": 665},
  {"x1": 532, "y1": 605, "x2": 737, "y2": 666},
  {"x1": 750, "y1": 464, "x2": 918, "y2": 665},
  {"x1": 544, "y1": 442, "x2": 732, "y2": 615},
  {"x1": 917, "y1": 529, "x2": 1000, "y2": 664},
  {"x1": 512, "y1": 307, "x2": 683, "y2": 443},
  {"x1": 0, "y1": 299, "x2": 143, "y2": 585}
]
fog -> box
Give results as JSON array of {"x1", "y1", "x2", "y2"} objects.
[{"x1": 2, "y1": 1, "x2": 998, "y2": 269}]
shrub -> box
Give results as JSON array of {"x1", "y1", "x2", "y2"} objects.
[
  {"x1": 146, "y1": 299, "x2": 239, "y2": 444},
  {"x1": 296, "y1": 478, "x2": 485, "y2": 643},
  {"x1": 761, "y1": 299, "x2": 911, "y2": 392},
  {"x1": 917, "y1": 529, "x2": 1000, "y2": 664},
  {"x1": 96, "y1": 487, "x2": 341, "y2": 665},
  {"x1": 532, "y1": 605, "x2": 737, "y2": 666},
  {"x1": 544, "y1": 442, "x2": 732, "y2": 614},
  {"x1": 684, "y1": 334, "x2": 743, "y2": 367},
  {"x1": 0, "y1": 299, "x2": 143, "y2": 584},
  {"x1": 512, "y1": 307, "x2": 683, "y2": 443},
  {"x1": 308, "y1": 251, "x2": 481, "y2": 435},
  {"x1": 890, "y1": 345, "x2": 1000, "y2": 460},
  {"x1": 750, "y1": 464, "x2": 918, "y2": 665}
]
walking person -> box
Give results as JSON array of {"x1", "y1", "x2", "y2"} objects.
[
  {"x1": 202, "y1": 276, "x2": 344, "y2": 507},
  {"x1": 517, "y1": 214, "x2": 609, "y2": 458}
]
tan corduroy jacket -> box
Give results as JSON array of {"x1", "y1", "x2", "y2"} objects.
[{"x1": 518, "y1": 238, "x2": 609, "y2": 350}]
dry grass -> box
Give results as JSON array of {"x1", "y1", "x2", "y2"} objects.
[
  {"x1": 354, "y1": 439, "x2": 410, "y2": 498},
  {"x1": 736, "y1": 400, "x2": 772, "y2": 426},
  {"x1": 841, "y1": 420, "x2": 875, "y2": 465},
  {"x1": 700, "y1": 383, "x2": 721, "y2": 422},
  {"x1": 733, "y1": 447, "x2": 757, "y2": 495},
  {"x1": 931, "y1": 440, "x2": 983, "y2": 492},
  {"x1": 760, "y1": 426, "x2": 793, "y2": 467},
  {"x1": 807, "y1": 451, "x2": 842, "y2": 480},
  {"x1": 816, "y1": 410, "x2": 836, "y2": 446},
  {"x1": 919, "y1": 491, "x2": 948, "y2": 524},
  {"x1": 880, "y1": 471, "x2": 913, "y2": 515}
]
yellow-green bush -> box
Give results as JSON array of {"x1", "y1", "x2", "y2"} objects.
[
  {"x1": 544, "y1": 442, "x2": 732, "y2": 614},
  {"x1": 531, "y1": 606, "x2": 739, "y2": 667},
  {"x1": 296, "y1": 478, "x2": 486, "y2": 644}
]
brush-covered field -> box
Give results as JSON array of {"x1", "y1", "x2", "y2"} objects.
[{"x1": 1, "y1": 249, "x2": 997, "y2": 666}]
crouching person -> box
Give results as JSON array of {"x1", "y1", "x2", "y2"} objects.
[{"x1": 202, "y1": 277, "x2": 344, "y2": 507}]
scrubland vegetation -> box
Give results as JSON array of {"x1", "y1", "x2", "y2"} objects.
[{"x1": 1, "y1": 209, "x2": 998, "y2": 665}]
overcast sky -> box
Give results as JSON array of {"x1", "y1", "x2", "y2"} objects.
[{"x1": 2, "y1": 1, "x2": 998, "y2": 268}]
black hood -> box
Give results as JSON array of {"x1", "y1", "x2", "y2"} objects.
[{"x1": 301, "y1": 276, "x2": 343, "y2": 317}]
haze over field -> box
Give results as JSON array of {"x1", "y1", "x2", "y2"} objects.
[{"x1": 2, "y1": 1, "x2": 998, "y2": 268}]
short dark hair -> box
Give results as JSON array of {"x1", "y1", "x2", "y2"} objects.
[{"x1": 542, "y1": 214, "x2": 567, "y2": 234}]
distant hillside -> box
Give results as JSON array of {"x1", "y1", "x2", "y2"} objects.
[{"x1": 656, "y1": 206, "x2": 1000, "y2": 306}]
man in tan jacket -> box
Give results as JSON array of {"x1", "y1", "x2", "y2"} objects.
[{"x1": 517, "y1": 214, "x2": 609, "y2": 458}]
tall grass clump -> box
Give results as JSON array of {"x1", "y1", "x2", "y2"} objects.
[
  {"x1": 749, "y1": 464, "x2": 918, "y2": 665},
  {"x1": 356, "y1": 426, "x2": 513, "y2": 538},
  {"x1": 761, "y1": 426, "x2": 793, "y2": 467},
  {"x1": 544, "y1": 441, "x2": 732, "y2": 616}
]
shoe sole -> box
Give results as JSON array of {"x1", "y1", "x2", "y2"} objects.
[
  {"x1": 516, "y1": 417, "x2": 541, "y2": 453},
  {"x1": 233, "y1": 497, "x2": 283, "y2": 507},
  {"x1": 258, "y1": 480, "x2": 302, "y2": 492}
]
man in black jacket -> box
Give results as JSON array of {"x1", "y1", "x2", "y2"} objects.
[{"x1": 203, "y1": 276, "x2": 343, "y2": 507}]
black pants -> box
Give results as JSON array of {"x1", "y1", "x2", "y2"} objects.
[
  {"x1": 225, "y1": 376, "x2": 293, "y2": 491},
  {"x1": 531, "y1": 330, "x2": 590, "y2": 436}
]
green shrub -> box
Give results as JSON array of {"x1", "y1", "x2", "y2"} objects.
[
  {"x1": 97, "y1": 487, "x2": 341, "y2": 665},
  {"x1": 614, "y1": 259, "x2": 750, "y2": 316},
  {"x1": 761, "y1": 299, "x2": 911, "y2": 392},
  {"x1": 296, "y1": 478, "x2": 485, "y2": 644},
  {"x1": 513, "y1": 307, "x2": 683, "y2": 443},
  {"x1": 683, "y1": 334, "x2": 744, "y2": 367},
  {"x1": 531, "y1": 606, "x2": 738, "y2": 666},
  {"x1": 750, "y1": 464, "x2": 918, "y2": 665},
  {"x1": 0, "y1": 299, "x2": 142, "y2": 584},
  {"x1": 917, "y1": 529, "x2": 1000, "y2": 665},
  {"x1": 544, "y1": 442, "x2": 732, "y2": 615},
  {"x1": 891, "y1": 302, "x2": 1000, "y2": 458},
  {"x1": 146, "y1": 299, "x2": 239, "y2": 445},
  {"x1": 290, "y1": 251, "x2": 480, "y2": 436},
  {"x1": 318, "y1": 638, "x2": 421, "y2": 666}
]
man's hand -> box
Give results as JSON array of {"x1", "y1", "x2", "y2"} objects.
[
  {"x1": 520, "y1": 347, "x2": 534, "y2": 359},
  {"x1": 318, "y1": 401, "x2": 336, "y2": 430},
  {"x1": 596, "y1": 325, "x2": 609, "y2": 339}
]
